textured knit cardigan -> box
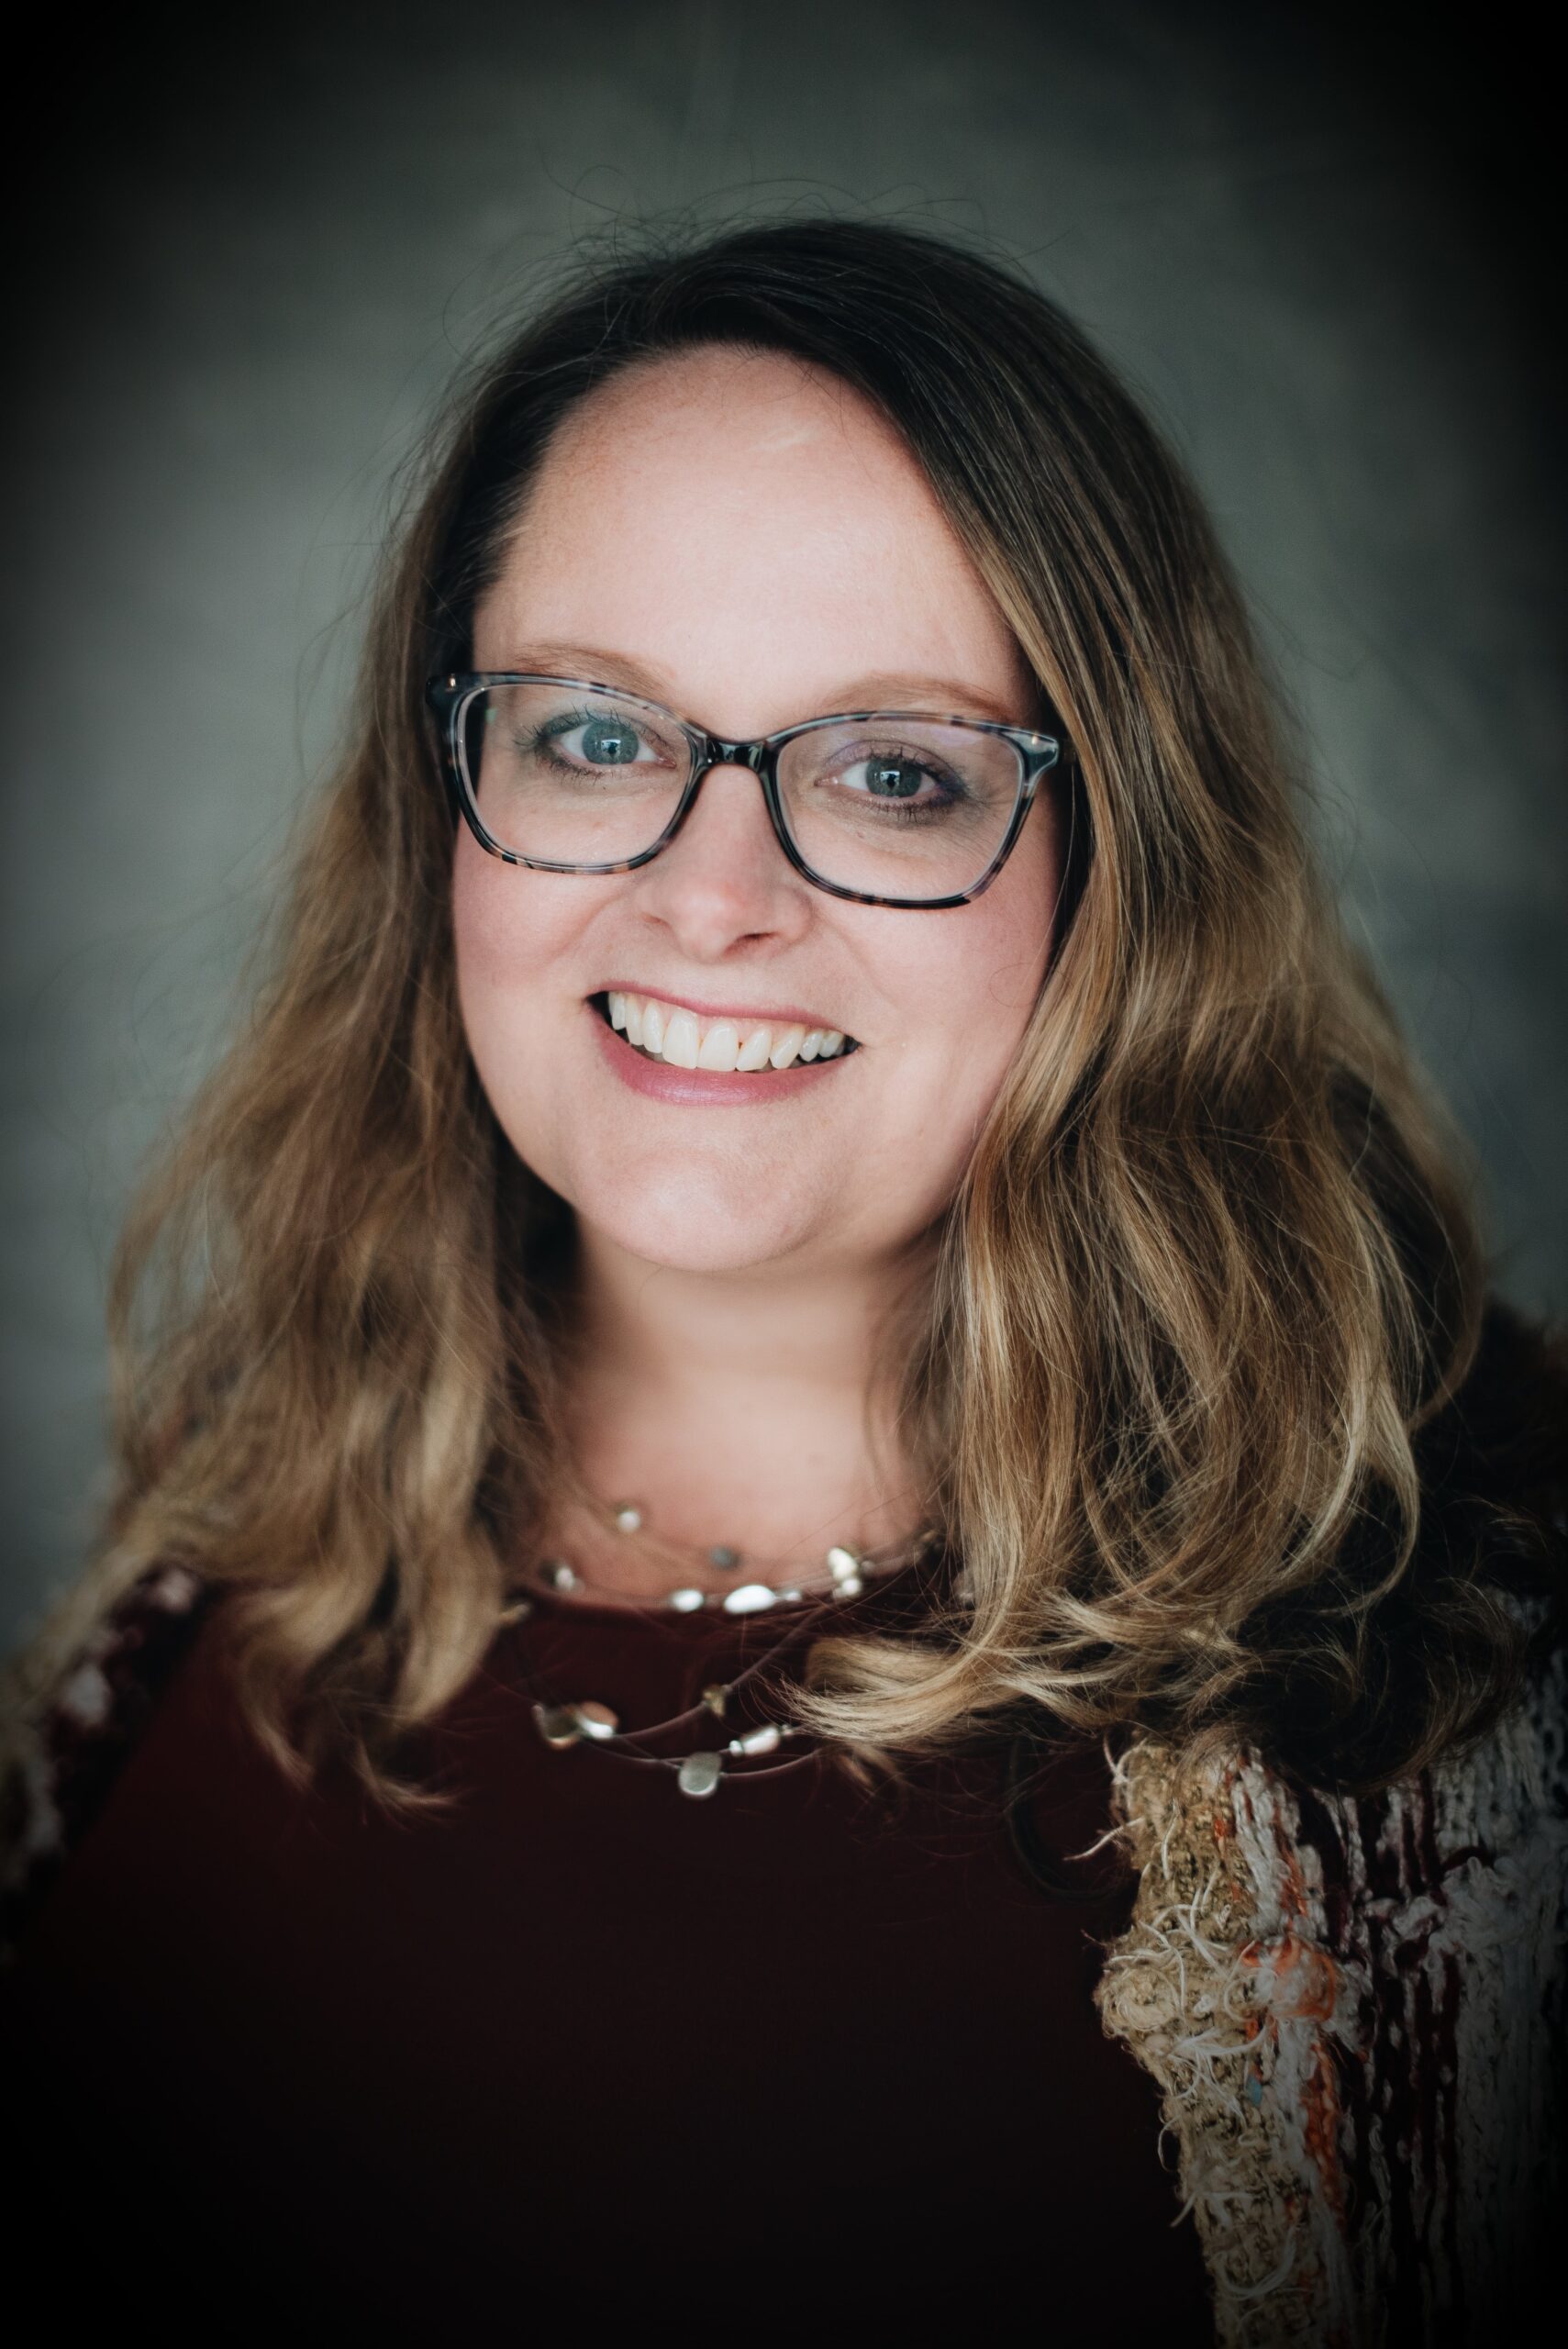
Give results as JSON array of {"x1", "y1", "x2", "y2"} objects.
[
  {"x1": 3, "y1": 1568, "x2": 1565, "y2": 2346},
  {"x1": 1093, "y1": 1615, "x2": 1566, "y2": 2346}
]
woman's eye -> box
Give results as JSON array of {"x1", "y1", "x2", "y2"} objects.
[
  {"x1": 552, "y1": 714, "x2": 651, "y2": 766},
  {"x1": 837, "y1": 753, "x2": 950, "y2": 803},
  {"x1": 860, "y1": 755, "x2": 924, "y2": 799}
]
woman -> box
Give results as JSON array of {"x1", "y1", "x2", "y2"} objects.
[{"x1": 3, "y1": 219, "x2": 1562, "y2": 2343}]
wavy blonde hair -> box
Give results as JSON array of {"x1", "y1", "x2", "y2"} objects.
[{"x1": 20, "y1": 218, "x2": 1561, "y2": 1804}]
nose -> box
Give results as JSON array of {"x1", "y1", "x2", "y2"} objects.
[{"x1": 628, "y1": 758, "x2": 813, "y2": 958}]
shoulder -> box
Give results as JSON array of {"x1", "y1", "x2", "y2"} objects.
[
  {"x1": 0, "y1": 1563, "x2": 212, "y2": 1962},
  {"x1": 1096, "y1": 1603, "x2": 1567, "y2": 2345}
]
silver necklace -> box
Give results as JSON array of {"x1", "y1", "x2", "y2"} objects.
[
  {"x1": 513, "y1": 1591, "x2": 819, "y2": 1799},
  {"x1": 525, "y1": 1651, "x2": 809, "y2": 1799},
  {"x1": 531, "y1": 1506, "x2": 936, "y2": 1616},
  {"x1": 516, "y1": 1515, "x2": 937, "y2": 1799}
]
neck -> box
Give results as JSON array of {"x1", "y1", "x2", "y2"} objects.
[{"x1": 549, "y1": 1222, "x2": 935, "y2": 1598}]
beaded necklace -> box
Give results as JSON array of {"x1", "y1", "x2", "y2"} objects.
[{"x1": 515, "y1": 1507, "x2": 938, "y2": 1798}]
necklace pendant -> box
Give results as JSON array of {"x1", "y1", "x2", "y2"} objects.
[
  {"x1": 571, "y1": 1700, "x2": 619, "y2": 1742},
  {"x1": 727, "y1": 1723, "x2": 783, "y2": 1757},
  {"x1": 677, "y1": 1750, "x2": 723, "y2": 1799},
  {"x1": 721, "y1": 1583, "x2": 780, "y2": 1616},
  {"x1": 826, "y1": 1543, "x2": 864, "y2": 1598}
]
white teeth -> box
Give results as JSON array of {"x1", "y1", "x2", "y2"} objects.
[
  {"x1": 605, "y1": 994, "x2": 850, "y2": 1076},
  {"x1": 696, "y1": 1019, "x2": 740, "y2": 1071},
  {"x1": 662, "y1": 1008, "x2": 700, "y2": 1068}
]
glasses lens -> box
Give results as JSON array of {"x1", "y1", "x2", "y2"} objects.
[
  {"x1": 461, "y1": 683, "x2": 693, "y2": 866},
  {"x1": 776, "y1": 718, "x2": 1028, "y2": 901}
]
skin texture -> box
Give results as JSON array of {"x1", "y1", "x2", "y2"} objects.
[{"x1": 454, "y1": 347, "x2": 1063, "y2": 1593}]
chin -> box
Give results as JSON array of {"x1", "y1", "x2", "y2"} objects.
[{"x1": 571, "y1": 1163, "x2": 822, "y2": 1276}]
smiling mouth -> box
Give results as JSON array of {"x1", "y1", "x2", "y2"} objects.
[{"x1": 591, "y1": 990, "x2": 861, "y2": 1074}]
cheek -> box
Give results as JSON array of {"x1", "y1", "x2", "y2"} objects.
[
  {"x1": 450, "y1": 835, "x2": 571, "y2": 1140},
  {"x1": 859, "y1": 819, "x2": 1058, "y2": 1216},
  {"x1": 453, "y1": 832, "x2": 535, "y2": 993},
  {"x1": 453, "y1": 829, "x2": 607, "y2": 1014},
  {"x1": 914, "y1": 803, "x2": 1057, "y2": 1072}
]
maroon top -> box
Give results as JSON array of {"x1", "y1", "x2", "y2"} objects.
[{"x1": 4, "y1": 1570, "x2": 1216, "y2": 2335}]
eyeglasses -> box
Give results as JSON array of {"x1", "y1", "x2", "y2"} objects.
[{"x1": 427, "y1": 673, "x2": 1063, "y2": 909}]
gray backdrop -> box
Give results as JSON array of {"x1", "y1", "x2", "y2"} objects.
[{"x1": 3, "y1": 0, "x2": 1562, "y2": 1647}]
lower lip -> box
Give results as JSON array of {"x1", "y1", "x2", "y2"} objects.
[{"x1": 590, "y1": 1009, "x2": 855, "y2": 1106}]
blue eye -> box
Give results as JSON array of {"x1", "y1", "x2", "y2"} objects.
[
  {"x1": 577, "y1": 716, "x2": 642, "y2": 765},
  {"x1": 517, "y1": 701, "x2": 685, "y2": 790},
  {"x1": 858, "y1": 755, "x2": 926, "y2": 800},
  {"x1": 832, "y1": 751, "x2": 958, "y2": 808}
]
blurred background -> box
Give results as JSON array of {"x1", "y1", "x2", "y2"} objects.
[{"x1": 2, "y1": 0, "x2": 1562, "y2": 1645}]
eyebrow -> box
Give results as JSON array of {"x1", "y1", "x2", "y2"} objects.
[{"x1": 493, "y1": 644, "x2": 1034, "y2": 729}]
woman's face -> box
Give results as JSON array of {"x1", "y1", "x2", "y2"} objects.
[{"x1": 455, "y1": 346, "x2": 1062, "y2": 1277}]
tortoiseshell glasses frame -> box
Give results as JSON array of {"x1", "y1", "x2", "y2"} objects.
[{"x1": 426, "y1": 672, "x2": 1064, "y2": 911}]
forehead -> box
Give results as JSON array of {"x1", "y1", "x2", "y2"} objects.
[
  {"x1": 534, "y1": 344, "x2": 917, "y2": 498},
  {"x1": 475, "y1": 346, "x2": 1031, "y2": 733}
]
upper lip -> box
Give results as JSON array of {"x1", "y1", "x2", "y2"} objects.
[{"x1": 595, "y1": 984, "x2": 853, "y2": 1034}]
